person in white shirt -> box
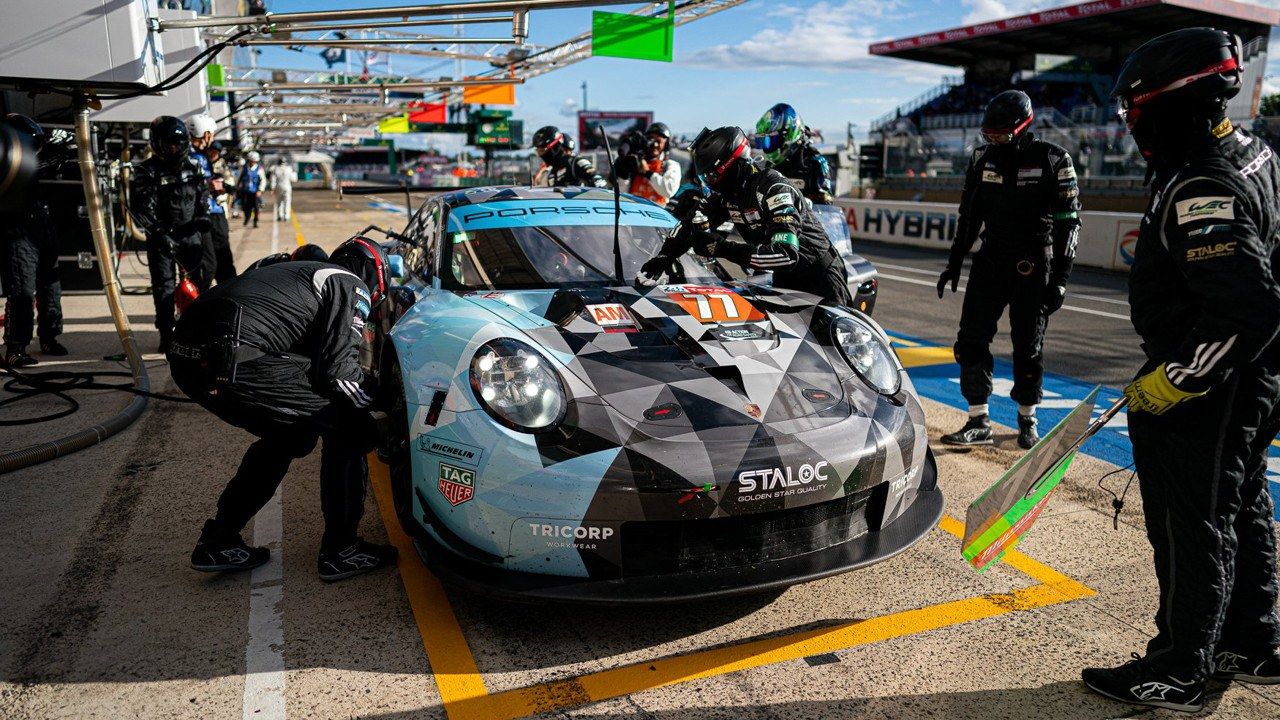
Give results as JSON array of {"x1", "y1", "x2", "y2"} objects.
[{"x1": 270, "y1": 157, "x2": 297, "y2": 221}]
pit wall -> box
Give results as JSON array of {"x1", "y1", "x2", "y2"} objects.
[{"x1": 832, "y1": 198, "x2": 1140, "y2": 273}]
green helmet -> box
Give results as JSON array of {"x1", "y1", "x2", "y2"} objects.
[{"x1": 752, "y1": 103, "x2": 805, "y2": 164}]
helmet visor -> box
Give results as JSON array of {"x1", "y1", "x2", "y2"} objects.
[
  {"x1": 981, "y1": 112, "x2": 1033, "y2": 145},
  {"x1": 751, "y1": 132, "x2": 782, "y2": 153}
]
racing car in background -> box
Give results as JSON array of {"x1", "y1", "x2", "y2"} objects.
[{"x1": 370, "y1": 186, "x2": 940, "y2": 602}]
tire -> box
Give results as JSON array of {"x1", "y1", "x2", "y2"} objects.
[{"x1": 385, "y1": 360, "x2": 424, "y2": 539}]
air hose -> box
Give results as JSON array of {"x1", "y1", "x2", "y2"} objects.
[{"x1": 0, "y1": 101, "x2": 150, "y2": 475}]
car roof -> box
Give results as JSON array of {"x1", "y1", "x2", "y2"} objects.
[{"x1": 438, "y1": 185, "x2": 668, "y2": 211}]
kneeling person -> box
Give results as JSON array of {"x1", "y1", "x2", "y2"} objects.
[{"x1": 169, "y1": 237, "x2": 397, "y2": 582}]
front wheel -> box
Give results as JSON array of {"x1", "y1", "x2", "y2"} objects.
[{"x1": 385, "y1": 361, "x2": 423, "y2": 539}]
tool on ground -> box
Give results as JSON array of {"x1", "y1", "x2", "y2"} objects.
[{"x1": 961, "y1": 389, "x2": 1127, "y2": 571}]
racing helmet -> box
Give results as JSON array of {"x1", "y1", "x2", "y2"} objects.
[
  {"x1": 532, "y1": 125, "x2": 566, "y2": 162},
  {"x1": 149, "y1": 116, "x2": 190, "y2": 163},
  {"x1": 188, "y1": 113, "x2": 217, "y2": 140},
  {"x1": 690, "y1": 126, "x2": 751, "y2": 189},
  {"x1": 1111, "y1": 28, "x2": 1241, "y2": 158},
  {"x1": 752, "y1": 103, "x2": 804, "y2": 165},
  {"x1": 290, "y1": 243, "x2": 330, "y2": 262},
  {"x1": 245, "y1": 252, "x2": 292, "y2": 272},
  {"x1": 4, "y1": 114, "x2": 46, "y2": 152},
  {"x1": 331, "y1": 236, "x2": 391, "y2": 304},
  {"x1": 981, "y1": 91, "x2": 1034, "y2": 145}
]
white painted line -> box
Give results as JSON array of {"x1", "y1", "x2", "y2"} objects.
[
  {"x1": 242, "y1": 488, "x2": 285, "y2": 720},
  {"x1": 873, "y1": 262, "x2": 1130, "y2": 306},
  {"x1": 270, "y1": 213, "x2": 280, "y2": 254},
  {"x1": 877, "y1": 272, "x2": 1132, "y2": 321}
]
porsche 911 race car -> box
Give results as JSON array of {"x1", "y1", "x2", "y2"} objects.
[{"x1": 372, "y1": 186, "x2": 941, "y2": 603}]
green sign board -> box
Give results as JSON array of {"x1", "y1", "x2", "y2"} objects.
[
  {"x1": 591, "y1": 3, "x2": 674, "y2": 62},
  {"x1": 470, "y1": 118, "x2": 523, "y2": 148}
]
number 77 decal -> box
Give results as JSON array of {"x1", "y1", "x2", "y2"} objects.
[{"x1": 665, "y1": 286, "x2": 765, "y2": 323}]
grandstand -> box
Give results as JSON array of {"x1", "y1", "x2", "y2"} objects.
[{"x1": 864, "y1": 0, "x2": 1277, "y2": 204}]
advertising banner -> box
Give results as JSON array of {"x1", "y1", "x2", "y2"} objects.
[{"x1": 832, "y1": 198, "x2": 1141, "y2": 272}]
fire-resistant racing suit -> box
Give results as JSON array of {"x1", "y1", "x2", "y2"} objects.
[
  {"x1": 1, "y1": 194, "x2": 62, "y2": 353},
  {"x1": 652, "y1": 164, "x2": 851, "y2": 306},
  {"x1": 771, "y1": 143, "x2": 834, "y2": 204},
  {"x1": 1127, "y1": 123, "x2": 1280, "y2": 679},
  {"x1": 130, "y1": 154, "x2": 211, "y2": 345},
  {"x1": 945, "y1": 131, "x2": 1081, "y2": 407},
  {"x1": 167, "y1": 261, "x2": 379, "y2": 553},
  {"x1": 543, "y1": 153, "x2": 608, "y2": 189}
]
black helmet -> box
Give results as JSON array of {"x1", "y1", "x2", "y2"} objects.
[
  {"x1": 4, "y1": 114, "x2": 45, "y2": 152},
  {"x1": 245, "y1": 252, "x2": 291, "y2": 272},
  {"x1": 149, "y1": 115, "x2": 191, "y2": 163},
  {"x1": 290, "y1": 243, "x2": 330, "y2": 263},
  {"x1": 531, "y1": 125, "x2": 566, "y2": 161},
  {"x1": 981, "y1": 91, "x2": 1033, "y2": 145},
  {"x1": 1112, "y1": 28, "x2": 1241, "y2": 126},
  {"x1": 690, "y1": 126, "x2": 750, "y2": 188},
  {"x1": 331, "y1": 236, "x2": 390, "y2": 304},
  {"x1": 645, "y1": 122, "x2": 671, "y2": 140}
]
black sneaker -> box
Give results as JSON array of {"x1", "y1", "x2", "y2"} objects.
[
  {"x1": 317, "y1": 539, "x2": 398, "y2": 582},
  {"x1": 1082, "y1": 653, "x2": 1205, "y2": 713},
  {"x1": 3, "y1": 349, "x2": 37, "y2": 368},
  {"x1": 1017, "y1": 415, "x2": 1039, "y2": 449},
  {"x1": 39, "y1": 340, "x2": 69, "y2": 356},
  {"x1": 941, "y1": 416, "x2": 993, "y2": 446},
  {"x1": 191, "y1": 520, "x2": 270, "y2": 573},
  {"x1": 1213, "y1": 648, "x2": 1280, "y2": 684}
]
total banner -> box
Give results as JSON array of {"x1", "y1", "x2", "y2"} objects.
[{"x1": 832, "y1": 198, "x2": 1140, "y2": 272}]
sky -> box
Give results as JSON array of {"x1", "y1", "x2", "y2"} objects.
[{"x1": 251, "y1": 0, "x2": 1280, "y2": 149}]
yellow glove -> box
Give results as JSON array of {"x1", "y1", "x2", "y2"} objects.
[{"x1": 1124, "y1": 363, "x2": 1207, "y2": 415}]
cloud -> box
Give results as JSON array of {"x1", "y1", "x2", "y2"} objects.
[
  {"x1": 558, "y1": 98, "x2": 580, "y2": 118},
  {"x1": 679, "y1": 0, "x2": 928, "y2": 74}
]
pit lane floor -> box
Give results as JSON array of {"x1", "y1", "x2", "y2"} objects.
[{"x1": 2, "y1": 191, "x2": 1278, "y2": 719}]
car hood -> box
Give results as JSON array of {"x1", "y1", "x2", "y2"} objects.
[{"x1": 459, "y1": 283, "x2": 851, "y2": 428}]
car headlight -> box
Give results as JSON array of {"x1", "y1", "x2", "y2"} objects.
[
  {"x1": 832, "y1": 315, "x2": 901, "y2": 395},
  {"x1": 469, "y1": 338, "x2": 567, "y2": 432}
]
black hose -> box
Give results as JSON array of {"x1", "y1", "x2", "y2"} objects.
[{"x1": 0, "y1": 367, "x2": 193, "y2": 427}]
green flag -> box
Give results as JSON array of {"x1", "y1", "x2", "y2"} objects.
[{"x1": 591, "y1": 2, "x2": 674, "y2": 62}]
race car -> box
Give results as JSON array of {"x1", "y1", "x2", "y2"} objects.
[{"x1": 372, "y1": 186, "x2": 942, "y2": 603}]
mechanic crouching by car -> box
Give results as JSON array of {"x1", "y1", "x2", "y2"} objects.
[
  {"x1": 638, "y1": 126, "x2": 851, "y2": 307},
  {"x1": 130, "y1": 115, "x2": 212, "y2": 353},
  {"x1": 753, "y1": 103, "x2": 833, "y2": 204},
  {"x1": 614, "y1": 122, "x2": 681, "y2": 206},
  {"x1": 531, "y1": 125, "x2": 608, "y2": 188},
  {"x1": 936, "y1": 90, "x2": 1080, "y2": 449},
  {"x1": 168, "y1": 237, "x2": 398, "y2": 582},
  {"x1": 1079, "y1": 28, "x2": 1280, "y2": 713}
]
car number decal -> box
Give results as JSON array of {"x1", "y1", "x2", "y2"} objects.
[{"x1": 663, "y1": 285, "x2": 766, "y2": 324}]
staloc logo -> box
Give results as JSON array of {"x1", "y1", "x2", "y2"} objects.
[{"x1": 738, "y1": 461, "x2": 831, "y2": 493}]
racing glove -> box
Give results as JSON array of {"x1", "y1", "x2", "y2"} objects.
[
  {"x1": 936, "y1": 266, "x2": 960, "y2": 298},
  {"x1": 1042, "y1": 284, "x2": 1066, "y2": 317},
  {"x1": 636, "y1": 255, "x2": 675, "y2": 286},
  {"x1": 1124, "y1": 363, "x2": 1207, "y2": 415}
]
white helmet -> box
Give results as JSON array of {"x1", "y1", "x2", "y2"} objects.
[
  {"x1": 188, "y1": 113, "x2": 217, "y2": 138},
  {"x1": 247, "y1": 150, "x2": 261, "y2": 163}
]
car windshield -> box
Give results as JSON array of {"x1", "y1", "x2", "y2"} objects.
[{"x1": 442, "y1": 201, "x2": 718, "y2": 290}]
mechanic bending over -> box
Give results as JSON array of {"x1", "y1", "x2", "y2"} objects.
[
  {"x1": 531, "y1": 125, "x2": 609, "y2": 189},
  {"x1": 638, "y1": 126, "x2": 851, "y2": 307},
  {"x1": 130, "y1": 115, "x2": 212, "y2": 354},
  {"x1": 1079, "y1": 28, "x2": 1280, "y2": 713},
  {"x1": 936, "y1": 89, "x2": 1081, "y2": 449},
  {"x1": 753, "y1": 103, "x2": 834, "y2": 204},
  {"x1": 169, "y1": 238, "x2": 398, "y2": 582},
  {"x1": 613, "y1": 121, "x2": 681, "y2": 207}
]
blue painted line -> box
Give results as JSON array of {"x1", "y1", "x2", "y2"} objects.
[
  {"x1": 888, "y1": 330, "x2": 1280, "y2": 520},
  {"x1": 367, "y1": 200, "x2": 407, "y2": 215}
]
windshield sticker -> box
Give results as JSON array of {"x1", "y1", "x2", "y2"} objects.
[
  {"x1": 450, "y1": 200, "x2": 677, "y2": 231},
  {"x1": 586, "y1": 303, "x2": 637, "y2": 333},
  {"x1": 662, "y1": 285, "x2": 766, "y2": 324}
]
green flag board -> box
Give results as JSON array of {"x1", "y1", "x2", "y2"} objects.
[{"x1": 591, "y1": 3, "x2": 674, "y2": 62}]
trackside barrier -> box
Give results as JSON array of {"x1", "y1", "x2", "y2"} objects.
[{"x1": 832, "y1": 198, "x2": 1142, "y2": 273}]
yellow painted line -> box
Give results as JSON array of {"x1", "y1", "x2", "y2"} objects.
[
  {"x1": 888, "y1": 335, "x2": 922, "y2": 348},
  {"x1": 896, "y1": 345, "x2": 956, "y2": 369},
  {"x1": 368, "y1": 459, "x2": 492, "y2": 719},
  {"x1": 290, "y1": 213, "x2": 305, "y2": 247},
  {"x1": 441, "y1": 514, "x2": 1094, "y2": 719}
]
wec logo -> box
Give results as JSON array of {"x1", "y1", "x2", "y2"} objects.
[{"x1": 738, "y1": 461, "x2": 831, "y2": 493}]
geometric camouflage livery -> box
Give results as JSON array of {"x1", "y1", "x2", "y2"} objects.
[{"x1": 380, "y1": 186, "x2": 942, "y2": 601}]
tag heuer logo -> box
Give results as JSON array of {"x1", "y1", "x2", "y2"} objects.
[{"x1": 438, "y1": 462, "x2": 475, "y2": 506}]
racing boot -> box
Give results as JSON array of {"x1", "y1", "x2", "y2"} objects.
[
  {"x1": 1017, "y1": 414, "x2": 1039, "y2": 449},
  {"x1": 3, "y1": 347, "x2": 37, "y2": 368},
  {"x1": 317, "y1": 538, "x2": 398, "y2": 582},
  {"x1": 1082, "y1": 653, "x2": 1204, "y2": 713},
  {"x1": 191, "y1": 519, "x2": 270, "y2": 573},
  {"x1": 941, "y1": 415, "x2": 993, "y2": 446},
  {"x1": 39, "y1": 339, "x2": 69, "y2": 356},
  {"x1": 1213, "y1": 648, "x2": 1280, "y2": 684}
]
